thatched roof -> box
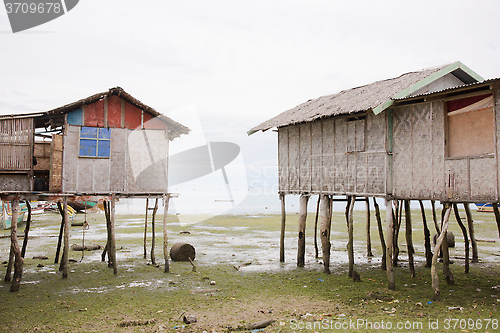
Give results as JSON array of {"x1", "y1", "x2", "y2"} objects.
[{"x1": 248, "y1": 62, "x2": 482, "y2": 135}]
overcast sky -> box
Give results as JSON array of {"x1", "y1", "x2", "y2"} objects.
[{"x1": 1, "y1": 0, "x2": 500, "y2": 214}]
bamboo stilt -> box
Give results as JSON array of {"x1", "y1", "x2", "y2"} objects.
[
  {"x1": 366, "y1": 197, "x2": 373, "y2": 257},
  {"x1": 347, "y1": 195, "x2": 355, "y2": 277},
  {"x1": 109, "y1": 195, "x2": 117, "y2": 275},
  {"x1": 61, "y1": 197, "x2": 69, "y2": 278},
  {"x1": 144, "y1": 198, "x2": 149, "y2": 259},
  {"x1": 10, "y1": 199, "x2": 23, "y2": 292},
  {"x1": 464, "y1": 203, "x2": 478, "y2": 263},
  {"x1": 431, "y1": 204, "x2": 452, "y2": 300},
  {"x1": 297, "y1": 195, "x2": 309, "y2": 267},
  {"x1": 314, "y1": 196, "x2": 321, "y2": 259},
  {"x1": 320, "y1": 195, "x2": 332, "y2": 273},
  {"x1": 21, "y1": 201, "x2": 31, "y2": 258},
  {"x1": 404, "y1": 200, "x2": 415, "y2": 277},
  {"x1": 385, "y1": 199, "x2": 395, "y2": 290},
  {"x1": 54, "y1": 202, "x2": 64, "y2": 264},
  {"x1": 103, "y1": 201, "x2": 111, "y2": 266},
  {"x1": 392, "y1": 200, "x2": 402, "y2": 267},
  {"x1": 440, "y1": 204, "x2": 454, "y2": 285},
  {"x1": 150, "y1": 198, "x2": 158, "y2": 266},
  {"x1": 453, "y1": 204, "x2": 470, "y2": 273},
  {"x1": 163, "y1": 194, "x2": 170, "y2": 273},
  {"x1": 373, "y1": 198, "x2": 386, "y2": 270},
  {"x1": 419, "y1": 200, "x2": 433, "y2": 268},
  {"x1": 279, "y1": 194, "x2": 286, "y2": 263}
]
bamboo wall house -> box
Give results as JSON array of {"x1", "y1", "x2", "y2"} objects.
[
  {"x1": 1, "y1": 87, "x2": 189, "y2": 291},
  {"x1": 249, "y1": 62, "x2": 500, "y2": 297}
]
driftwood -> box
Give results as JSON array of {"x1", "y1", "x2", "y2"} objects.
[
  {"x1": 431, "y1": 205, "x2": 452, "y2": 300},
  {"x1": 71, "y1": 244, "x2": 101, "y2": 251},
  {"x1": 373, "y1": 198, "x2": 386, "y2": 270},
  {"x1": 297, "y1": 195, "x2": 309, "y2": 267}
]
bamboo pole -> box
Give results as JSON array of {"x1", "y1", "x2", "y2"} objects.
[
  {"x1": 453, "y1": 204, "x2": 470, "y2": 273},
  {"x1": 279, "y1": 194, "x2": 286, "y2": 263},
  {"x1": 144, "y1": 198, "x2": 149, "y2": 259},
  {"x1": 21, "y1": 201, "x2": 31, "y2": 258},
  {"x1": 54, "y1": 201, "x2": 64, "y2": 264},
  {"x1": 61, "y1": 197, "x2": 69, "y2": 278},
  {"x1": 404, "y1": 200, "x2": 415, "y2": 277},
  {"x1": 10, "y1": 199, "x2": 23, "y2": 292},
  {"x1": 373, "y1": 198, "x2": 386, "y2": 270},
  {"x1": 320, "y1": 195, "x2": 332, "y2": 273},
  {"x1": 314, "y1": 196, "x2": 321, "y2": 259},
  {"x1": 150, "y1": 198, "x2": 158, "y2": 266},
  {"x1": 366, "y1": 197, "x2": 373, "y2": 257},
  {"x1": 431, "y1": 204, "x2": 452, "y2": 300},
  {"x1": 385, "y1": 199, "x2": 395, "y2": 290},
  {"x1": 163, "y1": 194, "x2": 171, "y2": 273},
  {"x1": 463, "y1": 203, "x2": 478, "y2": 263},
  {"x1": 109, "y1": 194, "x2": 117, "y2": 275},
  {"x1": 419, "y1": 200, "x2": 433, "y2": 267},
  {"x1": 347, "y1": 195, "x2": 355, "y2": 277},
  {"x1": 297, "y1": 194, "x2": 309, "y2": 267}
]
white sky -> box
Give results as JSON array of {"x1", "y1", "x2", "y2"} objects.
[{"x1": 1, "y1": 0, "x2": 500, "y2": 214}]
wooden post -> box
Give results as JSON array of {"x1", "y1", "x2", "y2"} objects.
[
  {"x1": 373, "y1": 198, "x2": 386, "y2": 270},
  {"x1": 163, "y1": 194, "x2": 170, "y2": 273},
  {"x1": 150, "y1": 198, "x2": 158, "y2": 266},
  {"x1": 492, "y1": 203, "x2": 500, "y2": 238},
  {"x1": 297, "y1": 194, "x2": 309, "y2": 267},
  {"x1": 61, "y1": 197, "x2": 69, "y2": 278},
  {"x1": 10, "y1": 199, "x2": 23, "y2": 292},
  {"x1": 144, "y1": 198, "x2": 149, "y2": 259},
  {"x1": 21, "y1": 201, "x2": 32, "y2": 258},
  {"x1": 366, "y1": 197, "x2": 373, "y2": 257},
  {"x1": 431, "y1": 200, "x2": 440, "y2": 234},
  {"x1": 320, "y1": 195, "x2": 332, "y2": 273},
  {"x1": 4, "y1": 240, "x2": 14, "y2": 282},
  {"x1": 392, "y1": 200, "x2": 402, "y2": 267},
  {"x1": 103, "y1": 201, "x2": 111, "y2": 266},
  {"x1": 463, "y1": 203, "x2": 478, "y2": 263},
  {"x1": 54, "y1": 201, "x2": 64, "y2": 264},
  {"x1": 431, "y1": 204, "x2": 452, "y2": 300},
  {"x1": 385, "y1": 199, "x2": 395, "y2": 290},
  {"x1": 419, "y1": 200, "x2": 433, "y2": 267},
  {"x1": 347, "y1": 195, "x2": 355, "y2": 277},
  {"x1": 279, "y1": 193, "x2": 286, "y2": 263},
  {"x1": 109, "y1": 194, "x2": 117, "y2": 275},
  {"x1": 404, "y1": 200, "x2": 415, "y2": 277},
  {"x1": 453, "y1": 204, "x2": 470, "y2": 273},
  {"x1": 313, "y1": 196, "x2": 320, "y2": 259},
  {"x1": 441, "y1": 204, "x2": 454, "y2": 285}
]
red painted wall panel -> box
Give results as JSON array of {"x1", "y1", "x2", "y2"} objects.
[
  {"x1": 143, "y1": 112, "x2": 167, "y2": 130},
  {"x1": 124, "y1": 101, "x2": 142, "y2": 129},
  {"x1": 84, "y1": 100, "x2": 105, "y2": 127},
  {"x1": 107, "y1": 95, "x2": 122, "y2": 128}
]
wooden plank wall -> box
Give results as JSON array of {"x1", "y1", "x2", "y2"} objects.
[
  {"x1": 277, "y1": 112, "x2": 387, "y2": 196},
  {"x1": 49, "y1": 135, "x2": 63, "y2": 192},
  {"x1": 62, "y1": 126, "x2": 168, "y2": 194}
]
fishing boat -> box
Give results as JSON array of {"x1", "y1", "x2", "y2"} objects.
[
  {"x1": 2, "y1": 201, "x2": 26, "y2": 230},
  {"x1": 475, "y1": 203, "x2": 494, "y2": 212}
]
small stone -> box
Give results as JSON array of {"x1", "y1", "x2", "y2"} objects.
[{"x1": 210, "y1": 281, "x2": 216, "y2": 285}]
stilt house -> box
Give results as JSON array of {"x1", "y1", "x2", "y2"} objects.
[
  {"x1": 248, "y1": 62, "x2": 499, "y2": 293},
  {"x1": 1, "y1": 87, "x2": 188, "y2": 291}
]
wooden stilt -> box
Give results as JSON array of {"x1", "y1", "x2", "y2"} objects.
[
  {"x1": 404, "y1": 200, "x2": 415, "y2": 277},
  {"x1": 441, "y1": 204, "x2": 454, "y2": 285},
  {"x1": 61, "y1": 197, "x2": 69, "y2": 278},
  {"x1": 347, "y1": 195, "x2": 355, "y2": 277},
  {"x1": 453, "y1": 204, "x2": 470, "y2": 273},
  {"x1": 297, "y1": 194, "x2": 309, "y2": 267},
  {"x1": 314, "y1": 196, "x2": 320, "y2": 259},
  {"x1": 419, "y1": 200, "x2": 433, "y2": 268},
  {"x1": 163, "y1": 194, "x2": 171, "y2": 273},
  {"x1": 54, "y1": 201, "x2": 64, "y2": 264},
  {"x1": 21, "y1": 201, "x2": 32, "y2": 258},
  {"x1": 464, "y1": 203, "x2": 478, "y2": 263},
  {"x1": 320, "y1": 195, "x2": 332, "y2": 273},
  {"x1": 431, "y1": 200, "x2": 440, "y2": 234},
  {"x1": 150, "y1": 198, "x2": 158, "y2": 266},
  {"x1": 492, "y1": 203, "x2": 500, "y2": 238},
  {"x1": 10, "y1": 199, "x2": 23, "y2": 292},
  {"x1": 103, "y1": 201, "x2": 111, "y2": 266},
  {"x1": 373, "y1": 198, "x2": 386, "y2": 270},
  {"x1": 279, "y1": 193, "x2": 286, "y2": 263},
  {"x1": 392, "y1": 200, "x2": 402, "y2": 267},
  {"x1": 366, "y1": 198, "x2": 373, "y2": 257},
  {"x1": 431, "y1": 204, "x2": 452, "y2": 300},
  {"x1": 144, "y1": 198, "x2": 149, "y2": 259},
  {"x1": 4, "y1": 239, "x2": 14, "y2": 282},
  {"x1": 385, "y1": 199, "x2": 395, "y2": 290},
  {"x1": 109, "y1": 194, "x2": 117, "y2": 275}
]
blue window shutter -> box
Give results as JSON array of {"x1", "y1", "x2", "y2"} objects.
[
  {"x1": 80, "y1": 139, "x2": 97, "y2": 157},
  {"x1": 67, "y1": 109, "x2": 83, "y2": 126},
  {"x1": 80, "y1": 127, "x2": 98, "y2": 138}
]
